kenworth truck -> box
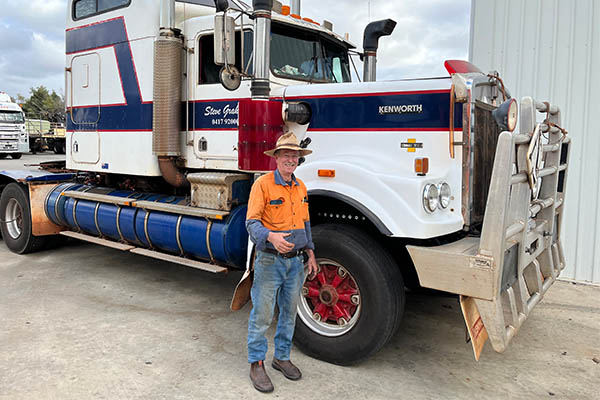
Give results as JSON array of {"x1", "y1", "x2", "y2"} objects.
[
  {"x1": 0, "y1": 92, "x2": 28, "y2": 160},
  {"x1": 0, "y1": 0, "x2": 571, "y2": 364}
]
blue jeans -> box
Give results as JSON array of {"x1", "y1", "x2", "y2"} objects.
[{"x1": 247, "y1": 251, "x2": 305, "y2": 363}]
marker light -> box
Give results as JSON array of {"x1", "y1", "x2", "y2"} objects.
[
  {"x1": 444, "y1": 60, "x2": 483, "y2": 75},
  {"x1": 492, "y1": 98, "x2": 518, "y2": 132},
  {"x1": 414, "y1": 158, "x2": 429, "y2": 176},
  {"x1": 318, "y1": 169, "x2": 335, "y2": 178},
  {"x1": 281, "y1": 5, "x2": 290, "y2": 15},
  {"x1": 302, "y1": 17, "x2": 319, "y2": 25},
  {"x1": 438, "y1": 182, "x2": 451, "y2": 209},
  {"x1": 291, "y1": 13, "x2": 301, "y2": 19},
  {"x1": 423, "y1": 184, "x2": 439, "y2": 213}
]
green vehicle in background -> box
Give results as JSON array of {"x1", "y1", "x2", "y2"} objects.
[{"x1": 26, "y1": 119, "x2": 66, "y2": 154}]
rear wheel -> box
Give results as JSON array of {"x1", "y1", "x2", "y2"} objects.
[
  {"x1": 294, "y1": 224, "x2": 405, "y2": 365},
  {"x1": 0, "y1": 183, "x2": 47, "y2": 253},
  {"x1": 10, "y1": 153, "x2": 22, "y2": 159}
]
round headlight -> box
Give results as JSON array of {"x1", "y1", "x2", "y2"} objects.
[
  {"x1": 507, "y1": 98, "x2": 518, "y2": 132},
  {"x1": 438, "y1": 182, "x2": 451, "y2": 209},
  {"x1": 423, "y1": 184, "x2": 439, "y2": 213},
  {"x1": 492, "y1": 98, "x2": 518, "y2": 132}
]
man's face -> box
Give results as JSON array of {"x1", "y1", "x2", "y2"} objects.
[{"x1": 275, "y1": 149, "x2": 300, "y2": 177}]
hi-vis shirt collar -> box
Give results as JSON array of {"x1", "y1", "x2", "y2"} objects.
[{"x1": 274, "y1": 169, "x2": 299, "y2": 187}]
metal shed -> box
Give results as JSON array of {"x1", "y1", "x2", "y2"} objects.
[{"x1": 469, "y1": 0, "x2": 599, "y2": 284}]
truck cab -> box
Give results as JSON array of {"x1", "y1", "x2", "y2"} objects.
[{"x1": 0, "y1": 92, "x2": 28, "y2": 159}]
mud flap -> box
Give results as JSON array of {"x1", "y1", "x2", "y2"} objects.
[
  {"x1": 29, "y1": 183, "x2": 65, "y2": 236},
  {"x1": 460, "y1": 295, "x2": 488, "y2": 360},
  {"x1": 230, "y1": 267, "x2": 253, "y2": 311}
]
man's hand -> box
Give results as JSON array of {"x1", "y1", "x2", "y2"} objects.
[
  {"x1": 305, "y1": 249, "x2": 318, "y2": 279},
  {"x1": 268, "y1": 232, "x2": 294, "y2": 254}
]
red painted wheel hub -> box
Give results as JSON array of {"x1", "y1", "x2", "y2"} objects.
[{"x1": 303, "y1": 264, "x2": 359, "y2": 325}]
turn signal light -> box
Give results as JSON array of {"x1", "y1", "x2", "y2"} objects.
[
  {"x1": 415, "y1": 158, "x2": 429, "y2": 176},
  {"x1": 281, "y1": 5, "x2": 290, "y2": 15},
  {"x1": 302, "y1": 17, "x2": 319, "y2": 25},
  {"x1": 318, "y1": 169, "x2": 335, "y2": 178}
]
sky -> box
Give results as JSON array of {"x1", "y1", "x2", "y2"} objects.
[{"x1": 0, "y1": 0, "x2": 471, "y2": 100}]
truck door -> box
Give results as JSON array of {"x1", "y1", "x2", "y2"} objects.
[
  {"x1": 69, "y1": 53, "x2": 100, "y2": 164},
  {"x1": 192, "y1": 31, "x2": 251, "y2": 167}
]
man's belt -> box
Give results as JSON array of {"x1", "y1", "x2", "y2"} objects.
[{"x1": 261, "y1": 248, "x2": 304, "y2": 259}]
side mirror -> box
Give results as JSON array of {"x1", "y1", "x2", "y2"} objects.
[{"x1": 214, "y1": 13, "x2": 236, "y2": 66}]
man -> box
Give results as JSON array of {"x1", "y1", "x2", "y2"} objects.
[{"x1": 245, "y1": 132, "x2": 318, "y2": 393}]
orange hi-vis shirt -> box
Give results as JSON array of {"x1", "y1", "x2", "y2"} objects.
[{"x1": 245, "y1": 170, "x2": 314, "y2": 252}]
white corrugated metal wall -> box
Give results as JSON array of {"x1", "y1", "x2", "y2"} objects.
[{"x1": 469, "y1": 0, "x2": 600, "y2": 284}]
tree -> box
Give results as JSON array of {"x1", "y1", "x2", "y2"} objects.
[{"x1": 20, "y1": 86, "x2": 65, "y2": 123}]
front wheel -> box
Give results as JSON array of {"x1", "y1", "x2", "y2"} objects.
[
  {"x1": 10, "y1": 153, "x2": 22, "y2": 159},
  {"x1": 0, "y1": 183, "x2": 47, "y2": 253},
  {"x1": 0, "y1": 154, "x2": 7, "y2": 159},
  {"x1": 294, "y1": 224, "x2": 405, "y2": 365}
]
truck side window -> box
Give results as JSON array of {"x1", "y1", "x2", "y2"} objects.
[
  {"x1": 199, "y1": 31, "x2": 253, "y2": 85},
  {"x1": 73, "y1": 0, "x2": 130, "y2": 20}
]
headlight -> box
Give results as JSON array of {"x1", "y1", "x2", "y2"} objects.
[
  {"x1": 423, "y1": 184, "x2": 439, "y2": 213},
  {"x1": 438, "y1": 182, "x2": 451, "y2": 209},
  {"x1": 492, "y1": 98, "x2": 518, "y2": 132}
]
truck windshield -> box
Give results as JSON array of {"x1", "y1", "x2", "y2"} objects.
[
  {"x1": 0, "y1": 111, "x2": 25, "y2": 124},
  {"x1": 271, "y1": 23, "x2": 351, "y2": 83}
]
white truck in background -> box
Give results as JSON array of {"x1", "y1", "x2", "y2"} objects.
[{"x1": 0, "y1": 92, "x2": 28, "y2": 160}]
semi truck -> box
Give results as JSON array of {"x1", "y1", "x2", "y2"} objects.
[
  {"x1": 0, "y1": 92, "x2": 28, "y2": 159},
  {"x1": 0, "y1": 0, "x2": 571, "y2": 364},
  {"x1": 27, "y1": 120, "x2": 67, "y2": 154}
]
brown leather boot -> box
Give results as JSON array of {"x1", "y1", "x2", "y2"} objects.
[
  {"x1": 250, "y1": 360, "x2": 274, "y2": 393},
  {"x1": 271, "y1": 358, "x2": 302, "y2": 381}
]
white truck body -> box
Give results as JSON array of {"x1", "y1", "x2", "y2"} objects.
[{"x1": 0, "y1": 92, "x2": 28, "y2": 157}]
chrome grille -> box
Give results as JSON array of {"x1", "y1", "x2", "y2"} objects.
[{"x1": 467, "y1": 101, "x2": 502, "y2": 229}]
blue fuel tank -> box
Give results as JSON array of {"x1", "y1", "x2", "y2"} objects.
[{"x1": 45, "y1": 184, "x2": 248, "y2": 269}]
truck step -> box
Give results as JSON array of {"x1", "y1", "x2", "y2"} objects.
[
  {"x1": 60, "y1": 230, "x2": 228, "y2": 273},
  {"x1": 130, "y1": 248, "x2": 228, "y2": 273},
  {"x1": 60, "y1": 230, "x2": 135, "y2": 251}
]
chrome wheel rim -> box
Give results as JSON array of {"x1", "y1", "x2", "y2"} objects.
[
  {"x1": 5, "y1": 198, "x2": 23, "y2": 240},
  {"x1": 298, "y1": 258, "x2": 361, "y2": 337}
]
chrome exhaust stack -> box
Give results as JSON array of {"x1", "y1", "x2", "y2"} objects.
[
  {"x1": 251, "y1": 0, "x2": 273, "y2": 99},
  {"x1": 290, "y1": 0, "x2": 300, "y2": 15}
]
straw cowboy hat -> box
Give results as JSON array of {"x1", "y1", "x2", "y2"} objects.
[{"x1": 264, "y1": 132, "x2": 312, "y2": 157}]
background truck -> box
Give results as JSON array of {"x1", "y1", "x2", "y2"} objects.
[
  {"x1": 0, "y1": 92, "x2": 28, "y2": 159},
  {"x1": 27, "y1": 120, "x2": 67, "y2": 154},
  {"x1": 0, "y1": 0, "x2": 571, "y2": 364}
]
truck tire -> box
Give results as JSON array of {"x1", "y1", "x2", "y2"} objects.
[
  {"x1": 0, "y1": 154, "x2": 7, "y2": 159},
  {"x1": 0, "y1": 183, "x2": 47, "y2": 254},
  {"x1": 53, "y1": 141, "x2": 63, "y2": 154},
  {"x1": 294, "y1": 224, "x2": 405, "y2": 365},
  {"x1": 10, "y1": 153, "x2": 22, "y2": 159}
]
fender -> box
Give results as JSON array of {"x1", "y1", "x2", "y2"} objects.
[
  {"x1": 296, "y1": 157, "x2": 463, "y2": 239},
  {"x1": 0, "y1": 170, "x2": 75, "y2": 236},
  {"x1": 308, "y1": 189, "x2": 392, "y2": 236}
]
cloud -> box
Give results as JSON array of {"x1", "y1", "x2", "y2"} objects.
[
  {"x1": 0, "y1": 0, "x2": 66, "y2": 99},
  {"x1": 0, "y1": 0, "x2": 470, "y2": 98}
]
